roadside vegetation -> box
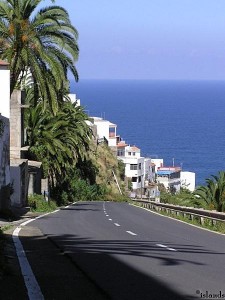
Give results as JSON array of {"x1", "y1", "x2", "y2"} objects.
[
  {"x1": 28, "y1": 194, "x2": 58, "y2": 213},
  {"x1": 158, "y1": 171, "x2": 225, "y2": 213}
]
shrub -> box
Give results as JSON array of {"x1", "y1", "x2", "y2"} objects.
[{"x1": 28, "y1": 194, "x2": 57, "y2": 212}]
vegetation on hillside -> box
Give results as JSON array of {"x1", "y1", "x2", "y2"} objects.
[
  {"x1": 51, "y1": 141, "x2": 128, "y2": 205},
  {"x1": 159, "y1": 188, "x2": 197, "y2": 207}
]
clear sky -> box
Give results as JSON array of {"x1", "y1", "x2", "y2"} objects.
[{"x1": 44, "y1": 0, "x2": 225, "y2": 80}]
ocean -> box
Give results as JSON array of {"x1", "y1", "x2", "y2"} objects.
[{"x1": 70, "y1": 79, "x2": 225, "y2": 187}]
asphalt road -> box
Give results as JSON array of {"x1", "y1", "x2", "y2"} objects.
[{"x1": 20, "y1": 201, "x2": 225, "y2": 300}]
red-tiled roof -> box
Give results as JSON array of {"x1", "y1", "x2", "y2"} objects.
[
  {"x1": 131, "y1": 146, "x2": 140, "y2": 151},
  {"x1": 117, "y1": 142, "x2": 128, "y2": 147},
  {"x1": 0, "y1": 60, "x2": 9, "y2": 66}
]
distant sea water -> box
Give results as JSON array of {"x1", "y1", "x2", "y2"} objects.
[{"x1": 70, "y1": 79, "x2": 225, "y2": 187}]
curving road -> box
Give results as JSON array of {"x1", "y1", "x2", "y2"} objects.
[{"x1": 20, "y1": 201, "x2": 225, "y2": 300}]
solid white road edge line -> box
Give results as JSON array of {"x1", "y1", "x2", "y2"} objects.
[
  {"x1": 12, "y1": 206, "x2": 67, "y2": 300},
  {"x1": 13, "y1": 227, "x2": 44, "y2": 300}
]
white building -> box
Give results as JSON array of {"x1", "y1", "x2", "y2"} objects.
[
  {"x1": 91, "y1": 117, "x2": 117, "y2": 147},
  {"x1": 180, "y1": 171, "x2": 195, "y2": 192},
  {"x1": 151, "y1": 158, "x2": 164, "y2": 170},
  {"x1": 156, "y1": 166, "x2": 181, "y2": 193},
  {"x1": 68, "y1": 93, "x2": 80, "y2": 106},
  {"x1": 0, "y1": 60, "x2": 10, "y2": 118},
  {"x1": 117, "y1": 141, "x2": 151, "y2": 191}
]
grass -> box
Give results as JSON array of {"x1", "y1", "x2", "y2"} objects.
[{"x1": 28, "y1": 194, "x2": 58, "y2": 213}]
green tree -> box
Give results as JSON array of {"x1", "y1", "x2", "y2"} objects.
[
  {"x1": 194, "y1": 171, "x2": 225, "y2": 212},
  {"x1": 26, "y1": 101, "x2": 92, "y2": 188},
  {"x1": 0, "y1": 0, "x2": 79, "y2": 113}
]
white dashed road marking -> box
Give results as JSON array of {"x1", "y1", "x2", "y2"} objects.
[
  {"x1": 109, "y1": 219, "x2": 112, "y2": 221},
  {"x1": 156, "y1": 244, "x2": 177, "y2": 251},
  {"x1": 114, "y1": 223, "x2": 120, "y2": 227},
  {"x1": 167, "y1": 247, "x2": 177, "y2": 251},
  {"x1": 126, "y1": 231, "x2": 137, "y2": 236},
  {"x1": 156, "y1": 244, "x2": 168, "y2": 248}
]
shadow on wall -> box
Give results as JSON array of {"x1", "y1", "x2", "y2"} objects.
[{"x1": 0, "y1": 184, "x2": 11, "y2": 211}]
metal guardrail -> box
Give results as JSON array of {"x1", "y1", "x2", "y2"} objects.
[{"x1": 132, "y1": 199, "x2": 225, "y2": 225}]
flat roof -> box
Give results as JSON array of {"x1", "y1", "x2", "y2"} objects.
[
  {"x1": 157, "y1": 169, "x2": 180, "y2": 175},
  {"x1": 157, "y1": 170, "x2": 173, "y2": 175}
]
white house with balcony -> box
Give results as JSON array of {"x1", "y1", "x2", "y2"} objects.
[
  {"x1": 117, "y1": 141, "x2": 151, "y2": 191},
  {"x1": 91, "y1": 117, "x2": 117, "y2": 147}
]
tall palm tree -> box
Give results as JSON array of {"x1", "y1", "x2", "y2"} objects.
[
  {"x1": 0, "y1": 0, "x2": 79, "y2": 113},
  {"x1": 26, "y1": 101, "x2": 92, "y2": 187}
]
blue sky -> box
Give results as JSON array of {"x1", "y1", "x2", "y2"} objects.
[{"x1": 45, "y1": 0, "x2": 225, "y2": 80}]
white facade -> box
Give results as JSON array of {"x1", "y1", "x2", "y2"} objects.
[
  {"x1": 117, "y1": 143, "x2": 151, "y2": 190},
  {"x1": 151, "y1": 158, "x2": 164, "y2": 170},
  {"x1": 92, "y1": 117, "x2": 117, "y2": 147},
  {"x1": 181, "y1": 171, "x2": 196, "y2": 192},
  {"x1": 68, "y1": 93, "x2": 80, "y2": 106},
  {"x1": 0, "y1": 61, "x2": 10, "y2": 118},
  {"x1": 0, "y1": 61, "x2": 10, "y2": 209}
]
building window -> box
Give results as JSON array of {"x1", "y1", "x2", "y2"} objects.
[
  {"x1": 132, "y1": 152, "x2": 135, "y2": 156},
  {"x1": 130, "y1": 164, "x2": 138, "y2": 170},
  {"x1": 128, "y1": 152, "x2": 131, "y2": 156},
  {"x1": 132, "y1": 177, "x2": 137, "y2": 182},
  {"x1": 109, "y1": 127, "x2": 115, "y2": 137},
  {"x1": 117, "y1": 150, "x2": 124, "y2": 156},
  {"x1": 138, "y1": 176, "x2": 142, "y2": 182},
  {"x1": 139, "y1": 163, "x2": 142, "y2": 170}
]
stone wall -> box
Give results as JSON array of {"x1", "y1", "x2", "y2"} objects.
[{"x1": 0, "y1": 115, "x2": 10, "y2": 210}]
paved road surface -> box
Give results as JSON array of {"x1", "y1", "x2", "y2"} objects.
[{"x1": 20, "y1": 201, "x2": 225, "y2": 299}]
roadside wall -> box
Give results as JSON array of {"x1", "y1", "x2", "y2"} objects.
[{"x1": 0, "y1": 115, "x2": 10, "y2": 210}]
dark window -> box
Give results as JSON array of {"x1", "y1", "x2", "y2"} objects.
[
  {"x1": 109, "y1": 127, "x2": 115, "y2": 137},
  {"x1": 130, "y1": 164, "x2": 138, "y2": 170}
]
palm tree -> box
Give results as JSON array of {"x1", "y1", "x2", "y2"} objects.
[
  {"x1": 26, "y1": 101, "x2": 92, "y2": 188},
  {"x1": 195, "y1": 171, "x2": 225, "y2": 212},
  {"x1": 0, "y1": 0, "x2": 79, "y2": 113}
]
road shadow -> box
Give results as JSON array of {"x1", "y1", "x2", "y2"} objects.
[{"x1": 16, "y1": 231, "x2": 210, "y2": 300}]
